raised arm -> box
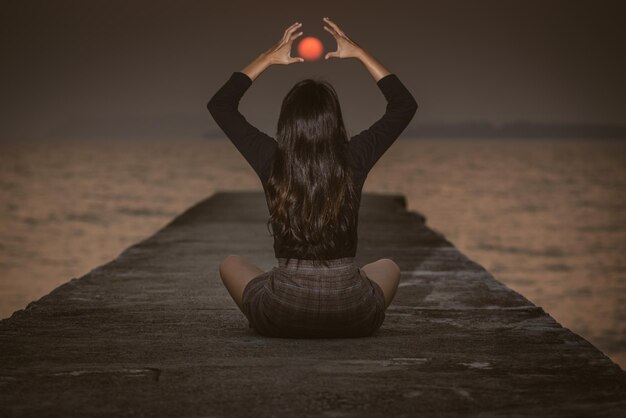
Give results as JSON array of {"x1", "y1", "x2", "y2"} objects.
[
  {"x1": 323, "y1": 17, "x2": 418, "y2": 175},
  {"x1": 348, "y1": 69, "x2": 418, "y2": 175},
  {"x1": 207, "y1": 21, "x2": 305, "y2": 182},
  {"x1": 207, "y1": 71, "x2": 277, "y2": 181}
]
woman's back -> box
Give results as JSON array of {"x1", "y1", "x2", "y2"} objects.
[{"x1": 207, "y1": 71, "x2": 417, "y2": 261}]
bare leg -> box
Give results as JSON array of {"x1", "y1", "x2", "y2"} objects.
[
  {"x1": 361, "y1": 258, "x2": 401, "y2": 308},
  {"x1": 218, "y1": 255, "x2": 265, "y2": 312}
]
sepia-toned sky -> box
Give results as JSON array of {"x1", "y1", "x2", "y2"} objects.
[{"x1": 1, "y1": 0, "x2": 625, "y2": 140}]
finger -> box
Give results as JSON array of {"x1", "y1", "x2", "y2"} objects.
[
  {"x1": 323, "y1": 26, "x2": 338, "y2": 38},
  {"x1": 323, "y1": 17, "x2": 344, "y2": 36},
  {"x1": 290, "y1": 31, "x2": 303, "y2": 41},
  {"x1": 282, "y1": 22, "x2": 298, "y2": 37},
  {"x1": 286, "y1": 21, "x2": 300, "y2": 31},
  {"x1": 325, "y1": 51, "x2": 339, "y2": 60},
  {"x1": 324, "y1": 17, "x2": 342, "y2": 34},
  {"x1": 284, "y1": 22, "x2": 302, "y2": 38},
  {"x1": 290, "y1": 56, "x2": 305, "y2": 64}
]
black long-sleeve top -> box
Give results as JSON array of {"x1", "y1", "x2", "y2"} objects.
[{"x1": 207, "y1": 71, "x2": 418, "y2": 260}]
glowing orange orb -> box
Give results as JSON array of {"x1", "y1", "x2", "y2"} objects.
[{"x1": 297, "y1": 36, "x2": 324, "y2": 61}]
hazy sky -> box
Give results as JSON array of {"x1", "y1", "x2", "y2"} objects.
[{"x1": 1, "y1": 0, "x2": 625, "y2": 140}]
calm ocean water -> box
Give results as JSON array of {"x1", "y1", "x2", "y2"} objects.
[{"x1": 1, "y1": 138, "x2": 625, "y2": 369}]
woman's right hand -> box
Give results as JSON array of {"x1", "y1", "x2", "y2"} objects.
[{"x1": 323, "y1": 17, "x2": 363, "y2": 60}]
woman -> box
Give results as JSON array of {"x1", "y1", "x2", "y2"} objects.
[{"x1": 208, "y1": 17, "x2": 418, "y2": 338}]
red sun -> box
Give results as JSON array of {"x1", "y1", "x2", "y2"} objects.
[{"x1": 297, "y1": 36, "x2": 324, "y2": 61}]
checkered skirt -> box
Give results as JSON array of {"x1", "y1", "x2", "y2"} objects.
[{"x1": 241, "y1": 257, "x2": 386, "y2": 338}]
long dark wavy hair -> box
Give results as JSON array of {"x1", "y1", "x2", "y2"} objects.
[{"x1": 265, "y1": 77, "x2": 359, "y2": 267}]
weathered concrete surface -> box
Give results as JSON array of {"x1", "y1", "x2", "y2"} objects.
[{"x1": 1, "y1": 191, "x2": 625, "y2": 417}]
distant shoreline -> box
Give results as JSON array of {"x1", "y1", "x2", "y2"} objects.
[
  {"x1": 3, "y1": 136, "x2": 625, "y2": 143},
  {"x1": 205, "y1": 121, "x2": 626, "y2": 140},
  {"x1": 3, "y1": 121, "x2": 626, "y2": 142},
  {"x1": 401, "y1": 121, "x2": 626, "y2": 139}
]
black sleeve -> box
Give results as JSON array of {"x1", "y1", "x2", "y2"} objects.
[
  {"x1": 349, "y1": 73, "x2": 418, "y2": 175},
  {"x1": 207, "y1": 71, "x2": 277, "y2": 181}
]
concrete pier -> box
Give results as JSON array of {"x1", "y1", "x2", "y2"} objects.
[{"x1": 1, "y1": 191, "x2": 625, "y2": 417}]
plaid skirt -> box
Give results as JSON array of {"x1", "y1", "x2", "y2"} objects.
[{"x1": 241, "y1": 257, "x2": 386, "y2": 338}]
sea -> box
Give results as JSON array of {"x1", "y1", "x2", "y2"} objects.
[{"x1": 1, "y1": 137, "x2": 624, "y2": 369}]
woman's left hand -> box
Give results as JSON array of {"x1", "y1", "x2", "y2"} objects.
[{"x1": 263, "y1": 22, "x2": 305, "y2": 65}]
